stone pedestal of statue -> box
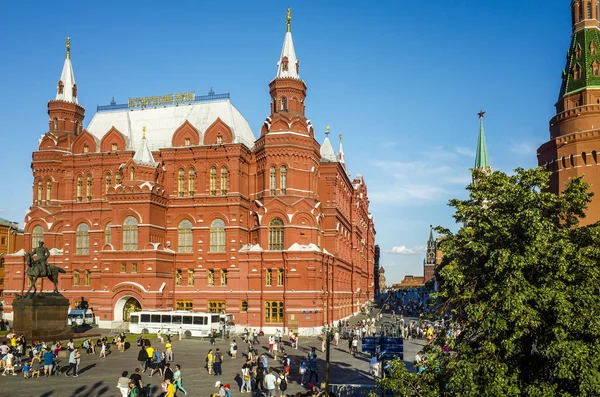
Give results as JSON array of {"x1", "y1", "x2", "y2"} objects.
[{"x1": 12, "y1": 294, "x2": 73, "y2": 341}]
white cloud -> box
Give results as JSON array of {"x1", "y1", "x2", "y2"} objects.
[
  {"x1": 388, "y1": 245, "x2": 426, "y2": 255},
  {"x1": 382, "y1": 141, "x2": 398, "y2": 148},
  {"x1": 455, "y1": 146, "x2": 475, "y2": 158},
  {"x1": 510, "y1": 141, "x2": 538, "y2": 156}
]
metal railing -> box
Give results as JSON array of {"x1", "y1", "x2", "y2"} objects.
[{"x1": 96, "y1": 92, "x2": 230, "y2": 112}]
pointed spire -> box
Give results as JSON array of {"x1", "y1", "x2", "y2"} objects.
[
  {"x1": 55, "y1": 37, "x2": 78, "y2": 104},
  {"x1": 276, "y1": 9, "x2": 300, "y2": 79},
  {"x1": 338, "y1": 133, "x2": 346, "y2": 167},
  {"x1": 133, "y1": 127, "x2": 158, "y2": 167},
  {"x1": 475, "y1": 110, "x2": 491, "y2": 171},
  {"x1": 428, "y1": 224, "x2": 434, "y2": 243},
  {"x1": 320, "y1": 125, "x2": 337, "y2": 162}
]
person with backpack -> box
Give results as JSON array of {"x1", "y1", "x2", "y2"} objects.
[
  {"x1": 137, "y1": 346, "x2": 148, "y2": 372},
  {"x1": 277, "y1": 373, "x2": 287, "y2": 396},
  {"x1": 213, "y1": 348, "x2": 223, "y2": 376}
]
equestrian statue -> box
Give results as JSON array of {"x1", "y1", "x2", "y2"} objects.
[{"x1": 23, "y1": 242, "x2": 65, "y2": 295}]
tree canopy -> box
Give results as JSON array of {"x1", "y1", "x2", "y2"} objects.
[{"x1": 380, "y1": 168, "x2": 600, "y2": 396}]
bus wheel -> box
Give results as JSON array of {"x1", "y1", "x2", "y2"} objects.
[
  {"x1": 184, "y1": 330, "x2": 192, "y2": 338},
  {"x1": 142, "y1": 328, "x2": 149, "y2": 334}
]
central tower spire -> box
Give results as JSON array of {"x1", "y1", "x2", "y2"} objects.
[{"x1": 475, "y1": 110, "x2": 490, "y2": 171}]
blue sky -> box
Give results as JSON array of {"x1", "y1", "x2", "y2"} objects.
[{"x1": 0, "y1": 1, "x2": 571, "y2": 284}]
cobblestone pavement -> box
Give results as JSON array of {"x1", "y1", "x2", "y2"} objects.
[{"x1": 2, "y1": 310, "x2": 425, "y2": 396}]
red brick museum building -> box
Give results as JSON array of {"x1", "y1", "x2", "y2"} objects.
[{"x1": 3, "y1": 14, "x2": 376, "y2": 332}]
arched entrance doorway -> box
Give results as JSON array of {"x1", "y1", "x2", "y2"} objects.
[{"x1": 114, "y1": 296, "x2": 142, "y2": 322}]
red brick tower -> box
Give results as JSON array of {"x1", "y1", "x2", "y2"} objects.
[{"x1": 538, "y1": 1, "x2": 600, "y2": 224}]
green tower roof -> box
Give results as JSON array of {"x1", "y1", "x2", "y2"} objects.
[
  {"x1": 475, "y1": 111, "x2": 490, "y2": 170},
  {"x1": 560, "y1": 28, "x2": 600, "y2": 99}
]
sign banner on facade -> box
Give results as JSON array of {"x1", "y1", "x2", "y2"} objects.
[{"x1": 128, "y1": 91, "x2": 195, "y2": 108}]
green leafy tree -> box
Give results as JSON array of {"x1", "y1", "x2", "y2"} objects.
[{"x1": 379, "y1": 168, "x2": 600, "y2": 396}]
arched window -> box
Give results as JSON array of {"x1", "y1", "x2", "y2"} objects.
[
  {"x1": 75, "y1": 121, "x2": 80, "y2": 134},
  {"x1": 86, "y1": 174, "x2": 92, "y2": 202},
  {"x1": 53, "y1": 118, "x2": 58, "y2": 131},
  {"x1": 574, "y1": 64, "x2": 582, "y2": 80},
  {"x1": 580, "y1": 2, "x2": 584, "y2": 21},
  {"x1": 77, "y1": 175, "x2": 83, "y2": 202},
  {"x1": 32, "y1": 226, "x2": 44, "y2": 248},
  {"x1": 270, "y1": 166, "x2": 277, "y2": 195},
  {"x1": 210, "y1": 167, "x2": 217, "y2": 196},
  {"x1": 123, "y1": 216, "x2": 138, "y2": 251},
  {"x1": 588, "y1": 1, "x2": 593, "y2": 19},
  {"x1": 281, "y1": 97, "x2": 288, "y2": 112},
  {"x1": 280, "y1": 166, "x2": 287, "y2": 195},
  {"x1": 76, "y1": 223, "x2": 90, "y2": 255},
  {"x1": 46, "y1": 180, "x2": 52, "y2": 205},
  {"x1": 115, "y1": 172, "x2": 122, "y2": 185},
  {"x1": 210, "y1": 218, "x2": 226, "y2": 252},
  {"x1": 130, "y1": 167, "x2": 135, "y2": 181},
  {"x1": 570, "y1": 154, "x2": 575, "y2": 167},
  {"x1": 188, "y1": 169, "x2": 195, "y2": 197},
  {"x1": 221, "y1": 167, "x2": 229, "y2": 195},
  {"x1": 562, "y1": 156, "x2": 567, "y2": 169},
  {"x1": 178, "y1": 219, "x2": 193, "y2": 253},
  {"x1": 593, "y1": 150, "x2": 598, "y2": 164},
  {"x1": 582, "y1": 152, "x2": 588, "y2": 165},
  {"x1": 177, "y1": 169, "x2": 185, "y2": 197},
  {"x1": 268, "y1": 218, "x2": 284, "y2": 250},
  {"x1": 105, "y1": 173, "x2": 111, "y2": 195},
  {"x1": 37, "y1": 181, "x2": 43, "y2": 205},
  {"x1": 73, "y1": 270, "x2": 80, "y2": 286},
  {"x1": 104, "y1": 223, "x2": 112, "y2": 245},
  {"x1": 83, "y1": 143, "x2": 88, "y2": 153}
]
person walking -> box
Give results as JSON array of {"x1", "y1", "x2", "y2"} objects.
[
  {"x1": 307, "y1": 356, "x2": 319, "y2": 384},
  {"x1": 173, "y1": 364, "x2": 188, "y2": 395},
  {"x1": 165, "y1": 340, "x2": 173, "y2": 362},
  {"x1": 117, "y1": 371, "x2": 130, "y2": 397},
  {"x1": 230, "y1": 339, "x2": 237, "y2": 359},
  {"x1": 65, "y1": 348, "x2": 79, "y2": 377},
  {"x1": 240, "y1": 360, "x2": 252, "y2": 393},
  {"x1": 299, "y1": 359, "x2": 307, "y2": 385},
  {"x1": 137, "y1": 346, "x2": 148, "y2": 372}
]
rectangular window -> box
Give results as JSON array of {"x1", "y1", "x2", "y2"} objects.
[
  {"x1": 176, "y1": 300, "x2": 193, "y2": 310},
  {"x1": 265, "y1": 300, "x2": 284, "y2": 323},
  {"x1": 193, "y1": 316, "x2": 207, "y2": 325},
  {"x1": 111, "y1": 143, "x2": 118, "y2": 151},
  {"x1": 84, "y1": 270, "x2": 91, "y2": 286},
  {"x1": 132, "y1": 263, "x2": 137, "y2": 273},
  {"x1": 277, "y1": 268, "x2": 284, "y2": 286},
  {"x1": 182, "y1": 316, "x2": 193, "y2": 324},
  {"x1": 141, "y1": 314, "x2": 151, "y2": 323},
  {"x1": 266, "y1": 269, "x2": 272, "y2": 286},
  {"x1": 176, "y1": 269, "x2": 182, "y2": 286},
  {"x1": 241, "y1": 301, "x2": 248, "y2": 312},
  {"x1": 220, "y1": 269, "x2": 227, "y2": 286},
  {"x1": 151, "y1": 314, "x2": 161, "y2": 323},
  {"x1": 1, "y1": 237, "x2": 5, "y2": 245},
  {"x1": 73, "y1": 270, "x2": 80, "y2": 286},
  {"x1": 0, "y1": 258, "x2": 4, "y2": 269},
  {"x1": 207, "y1": 269, "x2": 214, "y2": 286},
  {"x1": 121, "y1": 263, "x2": 126, "y2": 273},
  {"x1": 208, "y1": 300, "x2": 226, "y2": 314},
  {"x1": 188, "y1": 269, "x2": 195, "y2": 286},
  {"x1": 161, "y1": 315, "x2": 172, "y2": 324}
]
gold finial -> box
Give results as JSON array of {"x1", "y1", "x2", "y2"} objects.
[
  {"x1": 339, "y1": 133, "x2": 343, "y2": 143},
  {"x1": 286, "y1": 8, "x2": 292, "y2": 32},
  {"x1": 325, "y1": 125, "x2": 330, "y2": 136},
  {"x1": 66, "y1": 37, "x2": 71, "y2": 59},
  {"x1": 142, "y1": 126, "x2": 147, "y2": 139}
]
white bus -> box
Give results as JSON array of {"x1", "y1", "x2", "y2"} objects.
[{"x1": 128, "y1": 311, "x2": 234, "y2": 337}]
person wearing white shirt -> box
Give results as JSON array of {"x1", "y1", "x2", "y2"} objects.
[{"x1": 263, "y1": 369, "x2": 277, "y2": 396}]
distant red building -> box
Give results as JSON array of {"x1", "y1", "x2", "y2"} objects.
[{"x1": 2, "y1": 13, "x2": 376, "y2": 332}]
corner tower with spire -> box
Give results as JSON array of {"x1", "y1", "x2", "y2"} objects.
[
  {"x1": 47, "y1": 37, "x2": 85, "y2": 145},
  {"x1": 538, "y1": 1, "x2": 600, "y2": 225}
]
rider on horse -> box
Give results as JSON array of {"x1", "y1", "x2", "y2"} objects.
[{"x1": 31, "y1": 241, "x2": 51, "y2": 275}]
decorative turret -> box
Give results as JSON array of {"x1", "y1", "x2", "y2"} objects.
[
  {"x1": 265, "y1": 8, "x2": 309, "y2": 133},
  {"x1": 338, "y1": 133, "x2": 346, "y2": 167},
  {"x1": 320, "y1": 126, "x2": 337, "y2": 162},
  {"x1": 133, "y1": 127, "x2": 158, "y2": 167},
  {"x1": 475, "y1": 110, "x2": 491, "y2": 172},
  {"x1": 47, "y1": 37, "x2": 85, "y2": 138}
]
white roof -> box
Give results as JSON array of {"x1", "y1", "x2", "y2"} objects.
[
  {"x1": 56, "y1": 57, "x2": 77, "y2": 104},
  {"x1": 276, "y1": 31, "x2": 300, "y2": 79},
  {"x1": 320, "y1": 135, "x2": 337, "y2": 162},
  {"x1": 86, "y1": 99, "x2": 256, "y2": 151},
  {"x1": 288, "y1": 242, "x2": 321, "y2": 252}
]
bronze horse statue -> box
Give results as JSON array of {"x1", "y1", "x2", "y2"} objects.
[{"x1": 23, "y1": 252, "x2": 66, "y2": 294}]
